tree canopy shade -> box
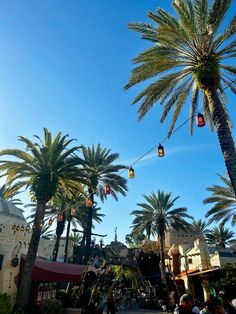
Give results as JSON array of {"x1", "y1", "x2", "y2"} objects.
[
  {"x1": 0, "y1": 128, "x2": 84, "y2": 313},
  {"x1": 125, "y1": 0, "x2": 236, "y2": 197},
  {"x1": 204, "y1": 174, "x2": 236, "y2": 226}
]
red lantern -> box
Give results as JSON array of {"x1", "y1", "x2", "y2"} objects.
[
  {"x1": 105, "y1": 185, "x2": 111, "y2": 195},
  {"x1": 197, "y1": 113, "x2": 205, "y2": 127},
  {"x1": 57, "y1": 212, "x2": 64, "y2": 222},
  {"x1": 128, "y1": 167, "x2": 135, "y2": 179},
  {"x1": 86, "y1": 199, "x2": 93, "y2": 208},
  {"x1": 48, "y1": 218, "x2": 53, "y2": 225},
  {"x1": 157, "y1": 144, "x2": 165, "y2": 157}
]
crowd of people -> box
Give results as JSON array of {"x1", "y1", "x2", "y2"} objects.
[
  {"x1": 107, "y1": 286, "x2": 132, "y2": 313},
  {"x1": 173, "y1": 292, "x2": 236, "y2": 314}
]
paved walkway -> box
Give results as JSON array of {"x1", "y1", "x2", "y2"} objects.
[{"x1": 104, "y1": 304, "x2": 161, "y2": 313}]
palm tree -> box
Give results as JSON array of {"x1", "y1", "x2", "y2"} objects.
[
  {"x1": 190, "y1": 219, "x2": 210, "y2": 238},
  {"x1": 0, "y1": 183, "x2": 23, "y2": 205},
  {"x1": 125, "y1": 0, "x2": 236, "y2": 196},
  {"x1": 204, "y1": 173, "x2": 236, "y2": 226},
  {"x1": 0, "y1": 128, "x2": 84, "y2": 313},
  {"x1": 81, "y1": 144, "x2": 128, "y2": 256},
  {"x1": 131, "y1": 190, "x2": 192, "y2": 286},
  {"x1": 130, "y1": 209, "x2": 154, "y2": 240},
  {"x1": 205, "y1": 225, "x2": 235, "y2": 248}
]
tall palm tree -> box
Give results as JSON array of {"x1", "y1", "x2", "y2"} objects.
[
  {"x1": 205, "y1": 225, "x2": 235, "y2": 247},
  {"x1": 190, "y1": 218, "x2": 210, "y2": 238},
  {"x1": 81, "y1": 144, "x2": 128, "y2": 256},
  {"x1": 204, "y1": 173, "x2": 236, "y2": 226},
  {"x1": 125, "y1": 0, "x2": 236, "y2": 196},
  {"x1": 0, "y1": 128, "x2": 84, "y2": 313},
  {"x1": 131, "y1": 190, "x2": 192, "y2": 286}
]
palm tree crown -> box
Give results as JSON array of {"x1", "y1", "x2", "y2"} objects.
[
  {"x1": 190, "y1": 218, "x2": 210, "y2": 237},
  {"x1": 81, "y1": 144, "x2": 128, "y2": 201},
  {"x1": 205, "y1": 225, "x2": 235, "y2": 247},
  {"x1": 125, "y1": 0, "x2": 236, "y2": 197},
  {"x1": 204, "y1": 174, "x2": 236, "y2": 226},
  {"x1": 0, "y1": 128, "x2": 84, "y2": 202},
  {"x1": 131, "y1": 190, "x2": 192, "y2": 237}
]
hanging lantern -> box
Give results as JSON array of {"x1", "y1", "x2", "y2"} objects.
[
  {"x1": 86, "y1": 199, "x2": 93, "y2": 208},
  {"x1": 32, "y1": 224, "x2": 36, "y2": 230},
  {"x1": 48, "y1": 218, "x2": 53, "y2": 226},
  {"x1": 197, "y1": 113, "x2": 205, "y2": 127},
  {"x1": 128, "y1": 167, "x2": 135, "y2": 178},
  {"x1": 20, "y1": 225, "x2": 24, "y2": 232},
  {"x1": 71, "y1": 208, "x2": 77, "y2": 216},
  {"x1": 16, "y1": 225, "x2": 20, "y2": 231},
  {"x1": 39, "y1": 222, "x2": 43, "y2": 229},
  {"x1": 26, "y1": 225, "x2": 30, "y2": 232},
  {"x1": 105, "y1": 185, "x2": 111, "y2": 195},
  {"x1": 157, "y1": 144, "x2": 165, "y2": 157},
  {"x1": 57, "y1": 212, "x2": 64, "y2": 222}
]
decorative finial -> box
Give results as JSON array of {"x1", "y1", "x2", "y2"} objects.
[{"x1": 114, "y1": 227, "x2": 117, "y2": 242}]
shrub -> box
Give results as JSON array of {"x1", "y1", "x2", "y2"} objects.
[
  {"x1": 41, "y1": 299, "x2": 63, "y2": 314},
  {"x1": 0, "y1": 293, "x2": 12, "y2": 314}
]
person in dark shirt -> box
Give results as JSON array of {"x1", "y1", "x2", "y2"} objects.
[{"x1": 174, "y1": 294, "x2": 193, "y2": 314}]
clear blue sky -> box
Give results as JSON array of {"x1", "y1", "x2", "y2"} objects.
[{"x1": 1, "y1": 1, "x2": 235, "y2": 244}]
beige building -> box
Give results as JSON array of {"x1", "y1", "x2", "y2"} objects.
[
  {"x1": 0, "y1": 198, "x2": 73, "y2": 296},
  {"x1": 168, "y1": 237, "x2": 236, "y2": 300}
]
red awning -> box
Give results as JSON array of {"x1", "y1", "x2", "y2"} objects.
[{"x1": 20, "y1": 255, "x2": 86, "y2": 282}]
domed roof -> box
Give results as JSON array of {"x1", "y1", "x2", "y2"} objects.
[{"x1": 0, "y1": 197, "x2": 25, "y2": 222}]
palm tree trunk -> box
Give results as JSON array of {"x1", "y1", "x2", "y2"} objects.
[
  {"x1": 85, "y1": 189, "x2": 94, "y2": 260},
  {"x1": 159, "y1": 232, "x2": 167, "y2": 288},
  {"x1": 206, "y1": 89, "x2": 236, "y2": 197},
  {"x1": 15, "y1": 200, "x2": 46, "y2": 313},
  {"x1": 52, "y1": 235, "x2": 61, "y2": 261},
  {"x1": 64, "y1": 219, "x2": 71, "y2": 263}
]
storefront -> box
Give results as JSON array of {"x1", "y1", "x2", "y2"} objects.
[{"x1": 20, "y1": 255, "x2": 86, "y2": 306}]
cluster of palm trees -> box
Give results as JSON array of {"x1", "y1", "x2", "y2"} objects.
[
  {"x1": 128, "y1": 181, "x2": 235, "y2": 286},
  {"x1": 0, "y1": 129, "x2": 128, "y2": 313}
]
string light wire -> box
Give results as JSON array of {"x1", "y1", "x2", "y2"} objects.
[{"x1": 51, "y1": 77, "x2": 236, "y2": 219}]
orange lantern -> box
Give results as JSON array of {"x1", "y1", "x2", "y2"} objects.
[
  {"x1": 157, "y1": 144, "x2": 165, "y2": 157},
  {"x1": 128, "y1": 167, "x2": 135, "y2": 178},
  {"x1": 48, "y1": 218, "x2": 53, "y2": 225},
  {"x1": 86, "y1": 199, "x2": 93, "y2": 208}
]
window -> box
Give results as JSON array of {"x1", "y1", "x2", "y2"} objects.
[{"x1": 188, "y1": 258, "x2": 192, "y2": 264}]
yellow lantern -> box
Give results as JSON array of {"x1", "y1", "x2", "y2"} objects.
[{"x1": 128, "y1": 167, "x2": 135, "y2": 178}]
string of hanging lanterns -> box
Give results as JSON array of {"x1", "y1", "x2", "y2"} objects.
[{"x1": 47, "y1": 77, "x2": 236, "y2": 218}]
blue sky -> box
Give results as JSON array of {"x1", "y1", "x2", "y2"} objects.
[{"x1": 0, "y1": 1, "x2": 235, "y2": 244}]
